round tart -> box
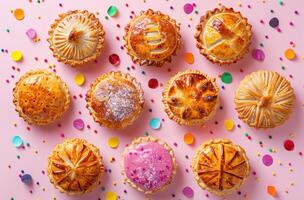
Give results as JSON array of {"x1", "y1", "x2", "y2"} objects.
[
  {"x1": 13, "y1": 69, "x2": 70, "y2": 125},
  {"x1": 124, "y1": 9, "x2": 181, "y2": 67},
  {"x1": 234, "y1": 70, "x2": 295, "y2": 128},
  {"x1": 162, "y1": 70, "x2": 219, "y2": 126},
  {"x1": 192, "y1": 139, "x2": 250, "y2": 196},
  {"x1": 48, "y1": 10, "x2": 105, "y2": 67},
  {"x1": 48, "y1": 138, "x2": 104, "y2": 195},
  {"x1": 195, "y1": 7, "x2": 252, "y2": 65},
  {"x1": 86, "y1": 71, "x2": 144, "y2": 129},
  {"x1": 122, "y1": 136, "x2": 176, "y2": 194}
]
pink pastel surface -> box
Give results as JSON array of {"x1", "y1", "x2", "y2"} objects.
[{"x1": 0, "y1": 0, "x2": 304, "y2": 199}]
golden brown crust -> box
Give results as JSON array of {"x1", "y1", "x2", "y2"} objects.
[
  {"x1": 47, "y1": 138, "x2": 104, "y2": 195},
  {"x1": 48, "y1": 10, "x2": 105, "y2": 67},
  {"x1": 121, "y1": 136, "x2": 177, "y2": 195},
  {"x1": 13, "y1": 69, "x2": 70, "y2": 125},
  {"x1": 86, "y1": 71, "x2": 144, "y2": 129},
  {"x1": 124, "y1": 9, "x2": 181, "y2": 67},
  {"x1": 162, "y1": 69, "x2": 219, "y2": 126},
  {"x1": 192, "y1": 139, "x2": 250, "y2": 196},
  {"x1": 195, "y1": 6, "x2": 252, "y2": 65},
  {"x1": 234, "y1": 70, "x2": 295, "y2": 128}
]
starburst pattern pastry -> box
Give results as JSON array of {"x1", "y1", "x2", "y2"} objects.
[
  {"x1": 192, "y1": 139, "x2": 250, "y2": 196},
  {"x1": 234, "y1": 70, "x2": 295, "y2": 128},
  {"x1": 47, "y1": 138, "x2": 104, "y2": 195}
]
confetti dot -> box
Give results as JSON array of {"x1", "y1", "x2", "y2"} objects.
[
  {"x1": 12, "y1": 136, "x2": 23, "y2": 147},
  {"x1": 183, "y1": 3, "x2": 194, "y2": 14},
  {"x1": 221, "y1": 72, "x2": 232, "y2": 84},
  {"x1": 109, "y1": 53, "x2": 120, "y2": 66},
  {"x1": 284, "y1": 48, "x2": 296, "y2": 60},
  {"x1": 108, "y1": 137, "x2": 119, "y2": 149},
  {"x1": 224, "y1": 119, "x2": 234, "y2": 131},
  {"x1": 262, "y1": 154, "x2": 273, "y2": 166},
  {"x1": 284, "y1": 139, "x2": 294, "y2": 151},
  {"x1": 105, "y1": 191, "x2": 117, "y2": 200},
  {"x1": 73, "y1": 119, "x2": 84, "y2": 130},
  {"x1": 21, "y1": 174, "x2": 32, "y2": 184},
  {"x1": 184, "y1": 133, "x2": 195, "y2": 145},
  {"x1": 267, "y1": 185, "x2": 277, "y2": 197},
  {"x1": 74, "y1": 74, "x2": 85, "y2": 86},
  {"x1": 148, "y1": 78, "x2": 159, "y2": 89},
  {"x1": 26, "y1": 28, "x2": 37, "y2": 40},
  {"x1": 182, "y1": 186, "x2": 194, "y2": 198},
  {"x1": 149, "y1": 118, "x2": 161, "y2": 130},
  {"x1": 252, "y1": 49, "x2": 265, "y2": 61},
  {"x1": 107, "y1": 6, "x2": 118, "y2": 17},
  {"x1": 269, "y1": 17, "x2": 279, "y2": 28},
  {"x1": 14, "y1": 8, "x2": 25, "y2": 20},
  {"x1": 11, "y1": 50, "x2": 23, "y2": 62},
  {"x1": 184, "y1": 52, "x2": 194, "y2": 64}
]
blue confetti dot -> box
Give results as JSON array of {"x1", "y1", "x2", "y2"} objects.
[
  {"x1": 12, "y1": 136, "x2": 23, "y2": 147},
  {"x1": 21, "y1": 174, "x2": 32, "y2": 184},
  {"x1": 149, "y1": 118, "x2": 161, "y2": 130}
]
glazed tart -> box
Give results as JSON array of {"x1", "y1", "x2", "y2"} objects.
[
  {"x1": 195, "y1": 7, "x2": 252, "y2": 65},
  {"x1": 48, "y1": 138, "x2": 104, "y2": 195},
  {"x1": 122, "y1": 136, "x2": 177, "y2": 194},
  {"x1": 192, "y1": 139, "x2": 250, "y2": 196},
  {"x1": 48, "y1": 10, "x2": 105, "y2": 67},
  {"x1": 124, "y1": 9, "x2": 181, "y2": 67},
  {"x1": 234, "y1": 70, "x2": 295, "y2": 128},
  {"x1": 86, "y1": 71, "x2": 144, "y2": 129},
  {"x1": 13, "y1": 69, "x2": 70, "y2": 125},
  {"x1": 162, "y1": 69, "x2": 219, "y2": 126}
]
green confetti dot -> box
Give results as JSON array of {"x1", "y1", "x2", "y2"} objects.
[
  {"x1": 245, "y1": 132, "x2": 249, "y2": 137},
  {"x1": 107, "y1": 5, "x2": 118, "y2": 17},
  {"x1": 105, "y1": 16, "x2": 109, "y2": 20},
  {"x1": 278, "y1": 0, "x2": 283, "y2": 5},
  {"x1": 221, "y1": 72, "x2": 233, "y2": 84}
]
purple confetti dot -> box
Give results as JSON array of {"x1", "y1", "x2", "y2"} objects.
[
  {"x1": 183, "y1": 3, "x2": 194, "y2": 14},
  {"x1": 182, "y1": 186, "x2": 194, "y2": 198},
  {"x1": 73, "y1": 119, "x2": 84, "y2": 130},
  {"x1": 252, "y1": 49, "x2": 265, "y2": 61},
  {"x1": 262, "y1": 154, "x2": 273, "y2": 166}
]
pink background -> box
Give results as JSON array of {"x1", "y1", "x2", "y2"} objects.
[{"x1": 1, "y1": 0, "x2": 304, "y2": 199}]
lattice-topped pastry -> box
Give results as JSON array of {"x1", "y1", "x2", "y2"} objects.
[
  {"x1": 195, "y1": 7, "x2": 252, "y2": 65},
  {"x1": 124, "y1": 9, "x2": 181, "y2": 66},
  {"x1": 162, "y1": 70, "x2": 219, "y2": 126},
  {"x1": 86, "y1": 71, "x2": 144, "y2": 129},
  {"x1": 13, "y1": 69, "x2": 70, "y2": 125},
  {"x1": 192, "y1": 139, "x2": 250, "y2": 196},
  {"x1": 48, "y1": 138, "x2": 104, "y2": 195},
  {"x1": 48, "y1": 10, "x2": 105, "y2": 67},
  {"x1": 234, "y1": 70, "x2": 295, "y2": 128}
]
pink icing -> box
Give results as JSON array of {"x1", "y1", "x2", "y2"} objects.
[{"x1": 124, "y1": 141, "x2": 174, "y2": 192}]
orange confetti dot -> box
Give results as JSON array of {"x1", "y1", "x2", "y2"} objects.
[
  {"x1": 184, "y1": 52, "x2": 194, "y2": 64},
  {"x1": 184, "y1": 133, "x2": 195, "y2": 145},
  {"x1": 14, "y1": 8, "x2": 25, "y2": 20},
  {"x1": 284, "y1": 48, "x2": 296, "y2": 60},
  {"x1": 267, "y1": 185, "x2": 277, "y2": 197}
]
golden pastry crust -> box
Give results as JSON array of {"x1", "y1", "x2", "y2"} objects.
[
  {"x1": 192, "y1": 139, "x2": 250, "y2": 196},
  {"x1": 234, "y1": 70, "x2": 295, "y2": 128},
  {"x1": 13, "y1": 69, "x2": 70, "y2": 125},
  {"x1": 121, "y1": 136, "x2": 177, "y2": 195},
  {"x1": 86, "y1": 71, "x2": 144, "y2": 129},
  {"x1": 162, "y1": 70, "x2": 219, "y2": 126},
  {"x1": 48, "y1": 10, "x2": 105, "y2": 67},
  {"x1": 47, "y1": 138, "x2": 104, "y2": 195},
  {"x1": 124, "y1": 9, "x2": 181, "y2": 67},
  {"x1": 195, "y1": 7, "x2": 252, "y2": 65}
]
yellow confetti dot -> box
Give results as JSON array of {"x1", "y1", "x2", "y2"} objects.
[
  {"x1": 74, "y1": 73, "x2": 85, "y2": 86},
  {"x1": 14, "y1": 8, "x2": 25, "y2": 20},
  {"x1": 184, "y1": 133, "x2": 195, "y2": 145},
  {"x1": 184, "y1": 52, "x2": 194, "y2": 64},
  {"x1": 11, "y1": 50, "x2": 23, "y2": 62},
  {"x1": 105, "y1": 191, "x2": 117, "y2": 200},
  {"x1": 284, "y1": 48, "x2": 296, "y2": 60},
  {"x1": 108, "y1": 137, "x2": 119, "y2": 149},
  {"x1": 224, "y1": 119, "x2": 234, "y2": 131}
]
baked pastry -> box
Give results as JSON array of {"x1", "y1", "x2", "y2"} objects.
[
  {"x1": 124, "y1": 9, "x2": 181, "y2": 67},
  {"x1": 13, "y1": 69, "x2": 70, "y2": 125},
  {"x1": 48, "y1": 10, "x2": 105, "y2": 67},
  {"x1": 122, "y1": 136, "x2": 176, "y2": 194},
  {"x1": 86, "y1": 71, "x2": 144, "y2": 129},
  {"x1": 195, "y1": 7, "x2": 252, "y2": 65},
  {"x1": 48, "y1": 138, "x2": 104, "y2": 195},
  {"x1": 192, "y1": 139, "x2": 250, "y2": 196},
  {"x1": 162, "y1": 69, "x2": 219, "y2": 126},
  {"x1": 234, "y1": 70, "x2": 295, "y2": 128}
]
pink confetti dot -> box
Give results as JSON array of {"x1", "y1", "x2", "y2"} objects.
[
  {"x1": 252, "y1": 49, "x2": 265, "y2": 61},
  {"x1": 262, "y1": 154, "x2": 273, "y2": 166},
  {"x1": 182, "y1": 186, "x2": 194, "y2": 198},
  {"x1": 73, "y1": 119, "x2": 84, "y2": 130},
  {"x1": 183, "y1": 3, "x2": 194, "y2": 14}
]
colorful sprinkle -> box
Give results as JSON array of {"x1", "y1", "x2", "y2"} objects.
[
  {"x1": 25, "y1": 28, "x2": 37, "y2": 40},
  {"x1": 108, "y1": 137, "x2": 120, "y2": 149},
  {"x1": 105, "y1": 191, "x2": 117, "y2": 200},
  {"x1": 224, "y1": 119, "x2": 234, "y2": 131},
  {"x1": 109, "y1": 53, "x2": 120, "y2": 66},
  {"x1": 12, "y1": 136, "x2": 23, "y2": 148},
  {"x1": 182, "y1": 186, "x2": 194, "y2": 198},
  {"x1": 107, "y1": 6, "x2": 118, "y2": 17},
  {"x1": 73, "y1": 119, "x2": 85, "y2": 130},
  {"x1": 183, "y1": 3, "x2": 194, "y2": 14},
  {"x1": 284, "y1": 48, "x2": 296, "y2": 60},
  {"x1": 269, "y1": 17, "x2": 279, "y2": 28},
  {"x1": 267, "y1": 185, "x2": 277, "y2": 197},
  {"x1": 149, "y1": 118, "x2": 161, "y2": 130},
  {"x1": 262, "y1": 154, "x2": 273, "y2": 166},
  {"x1": 221, "y1": 72, "x2": 233, "y2": 84},
  {"x1": 14, "y1": 8, "x2": 25, "y2": 20},
  {"x1": 284, "y1": 139, "x2": 295, "y2": 151},
  {"x1": 10, "y1": 50, "x2": 23, "y2": 62},
  {"x1": 184, "y1": 52, "x2": 194, "y2": 64},
  {"x1": 252, "y1": 49, "x2": 265, "y2": 61},
  {"x1": 74, "y1": 73, "x2": 85, "y2": 86},
  {"x1": 21, "y1": 174, "x2": 32, "y2": 184},
  {"x1": 148, "y1": 78, "x2": 159, "y2": 89},
  {"x1": 184, "y1": 133, "x2": 195, "y2": 145}
]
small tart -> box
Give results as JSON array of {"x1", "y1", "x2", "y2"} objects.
[
  {"x1": 234, "y1": 70, "x2": 295, "y2": 128},
  {"x1": 48, "y1": 138, "x2": 104, "y2": 195},
  {"x1": 195, "y1": 7, "x2": 252, "y2": 65},
  {"x1": 13, "y1": 69, "x2": 70, "y2": 125},
  {"x1": 122, "y1": 136, "x2": 177, "y2": 194},
  {"x1": 48, "y1": 10, "x2": 105, "y2": 67},
  {"x1": 124, "y1": 9, "x2": 181, "y2": 67},
  {"x1": 192, "y1": 139, "x2": 250, "y2": 196},
  {"x1": 86, "y1": 71, "x2": 144, "y2": 129},
  {"x1": 162, "y1": 69, "x2": 219, "y2": 126}
]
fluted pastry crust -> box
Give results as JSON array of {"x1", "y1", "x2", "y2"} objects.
[
  {"x1": 13, "y1": 69, "x2": 70, "y2": 125},
  {"x1": 162, "y1": 70, "x2": 219, "y2": 126},
  {"x1": 195, "y1": 7, "x2": 252, "y2": 65},
  {"x1": 47, "y1": 138, "x2": 104, "y2": 195},
  {"x1": 124, "y1": 9, "x2": 181, "y2": 67},
  {"x1": 234, "y1": 70, "x2": 295, "y2": 128},
  {"x1": 48, "y1": 10, "x2": 105, "y2": 67},
  {"x1": 86, "y1": 71, "x2": 144, "y2": 129},
  {"x1": 192, "y1": 139, "x2": 250, "y2": 196}
]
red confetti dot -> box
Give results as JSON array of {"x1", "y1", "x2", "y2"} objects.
[
  {"x1": 109, "y1": 53, "x2": 120, "y2": 66},
  {"x1": 148, "y1": 78, "x2": 159, "y2": 89},
  {"x1": 284, "y1": 139, "x2": 294, "y2": 151}
]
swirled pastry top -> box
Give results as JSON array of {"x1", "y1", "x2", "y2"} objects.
[
  {"x1": 124, "y1": 9, "x2": 181, "y2": 66},
  {"x1": 47, "y1": 138, "x2": 104, "y2": 195},
  {"x1": 192, "y1": 139, "x2": 250, "y2": 196},
  {"x1": 195, "y1": 7, "x2": 252, "y2": 65},
  {"x1": 13, "y1": 70, "x2": 70, "y2": 125},
  {"x1": 86, "y1": 71, "x2": 144, "y2": 129},
  {"x1": 162, "y1": 70, "x2": 219, "y2": 126},
  {"x1": 48, "y1": 10, "x2": 105, "y2": 66},
  {"x1": 234, "y1": 70, "x2": 295, "y2": 128}
]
